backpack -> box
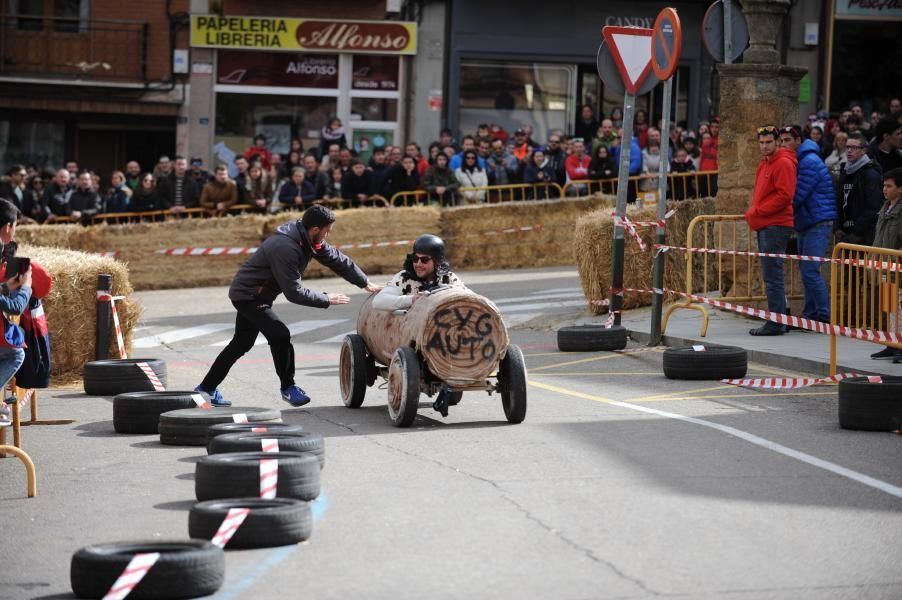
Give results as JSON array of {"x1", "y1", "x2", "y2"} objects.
[{"x1": 15, "y1": 297, "x2": 51, "y2": 388}]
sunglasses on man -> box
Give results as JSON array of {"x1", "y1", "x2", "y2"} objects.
[{"x1": 412, "y1": 255, "x2": 433, "y2": 264}]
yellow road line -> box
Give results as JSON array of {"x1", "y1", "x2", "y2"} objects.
[
  {"x1": 530, "y1": 349, "x2": 661, "y2": 372},
  {"x1": 626, "y1": 383, "x2": 734, "y2": 401},
  {"x1": 536, "y1": 371, "x2": 664, "y2": 376},
  {"x1": 529, "y1": 379, "x2": 615, "y2": 404}
]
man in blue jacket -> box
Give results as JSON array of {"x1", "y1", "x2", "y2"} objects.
[
  {"x1": 780, "y1": 126, "x2": 836, "y2": 323},
  {"x1": 195, "y1": 205, "x2": 381, "y2": 407}
]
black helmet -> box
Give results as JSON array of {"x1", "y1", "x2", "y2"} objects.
[{"x1": 412, "y1": 234, "x2": 446, "y2": 262}]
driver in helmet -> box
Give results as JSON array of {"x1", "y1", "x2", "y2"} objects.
[
  {"x1": 373, "y1": 234, "x2": 466, "y2": 417},
  {"x1": 372, "y1": 233, "x2": 465, "y2": 312}
]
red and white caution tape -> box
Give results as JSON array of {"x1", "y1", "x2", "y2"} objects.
[
  {"x1": 18, "y1": 388, "x2": 34, "y2": 408},
  {"x1": 259, "y1": 458, "x2": 278, "y2": 499},
  {"x1": 721, "y1": 373, "x2": 883, "y2": 389},
  {"x1": 614, "y1": 215, "x2": 647, "y2": 251},
  {"x1": 261, "y1": 438, "x2": 279, "y2": 453},
  {"x1": 101, "y1": 552, "x2": 160, "y2": 600},
  {"x1": 135, "y1": 362, "x2": 165, "y2": 391},
  {"x1": 210, "y1": 507, "x2": 251, "y2": 549},
  {"x1": 483, "y1": 224, "x2": 544, "y2": 236},
  {"x1": 251, "y1": 426, "x2": 268, "y2": 432},
  {"x1": 97, "y1": 293, "x2": 127, "y2": 359},
  {"x1": 232, "y1": 413, "x2": 248, "y2": 423},
  {"x1": 191, "y1": 393, "x2": 211, "y2": 409},
  {"x1": 656, "y1": 244, "x2": 902, "y2": 273},
  {"x1": 156, "y1": 247, "x2": 257, "y2": 256},
  {"x1": 611, "y1": 209, "x2": 676, "y2": 229}
]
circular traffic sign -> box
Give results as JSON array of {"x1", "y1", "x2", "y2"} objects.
[
  {"x1": 596, "y1": 40, "x2": 659, "y2": 98},
  {"x1": 652, "y1": 7, "x2": 682, "y2": 81},
  {"x1": 702, "y1": 0, "x2": 749, "y2": 63}
]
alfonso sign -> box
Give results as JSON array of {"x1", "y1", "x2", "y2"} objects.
[{"x1": 191, "y1": 16, "x2": 418, "y2": 55}]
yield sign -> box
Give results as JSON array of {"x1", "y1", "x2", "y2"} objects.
[{"x1": 602, "y1": 26, "x2": 653, "y2": 95}]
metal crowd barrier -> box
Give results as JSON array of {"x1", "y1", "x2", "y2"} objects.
[
  {"x1": 561, "y1": 170, "x2": 718, "y2": 203},
  {"x1": 829, "y1": 242, "x2": 902, "y2": 374},
  {"x1": 662, "y1": 214, "x2": 804, "y2": 337}
]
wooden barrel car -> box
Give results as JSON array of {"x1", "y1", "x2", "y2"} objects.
[{"x1": 339, "y1": 286, "x2": 527, "y2": 427}]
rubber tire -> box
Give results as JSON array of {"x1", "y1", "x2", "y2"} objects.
[
  {"x1": 195, "y1": 451, "x2": 320, "y2": 501},
  {"x1": 387, "y1": 347, "x2": 420, "y2": 428},
  {"x1": 83, "y1": 359, "x2": 168, "y2": 397},
  {"x1": 208, "y1": 431, "x2": 325, "y2": 469},
  {"x1": 499, "y1": 345, "x2": 527, "y2": 424},
  {"x1": 188, "y1": 498, "x2": 312, "y2": 549},
  {"x1": 340, "y1": 334, "x2": 368, "y2": 408},
  {"x1": 838, "y1": 376, "x2": 902, "y2": 431},
  {"x1": 113, "y1": 391, "x2": 205, "y2": 434},
  {"x1": 159, "y1": 407, "x2": 281, "y2": 447},
  {"x1": 662, "y1": 345, "x2": 748, "y2": 380},
  {"x1": 557, "y1": 325, "x2": 627, "y2": 352},
  {"x1": 70, "y1": 540, "x2": 223, "y2": 599},
  {"x1": 206, "y1": 422, "x2": 304, "y2": 447}
]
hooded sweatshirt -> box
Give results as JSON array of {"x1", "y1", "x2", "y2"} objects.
[
  {"x1": 229, "y1": 220, "x2": 368, "y2": 306},
  {"x1": 746, "y1": 147, "x2": 797, "y2": 231}
]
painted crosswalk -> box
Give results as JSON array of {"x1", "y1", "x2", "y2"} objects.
[{"x1": 134, "y1": 287, "x2": 586, "y2": 348}]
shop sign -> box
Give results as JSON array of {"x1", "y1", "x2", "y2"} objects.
[
  {"x1": 604, "y1": 15, "x2": 655, "y2": 28},
  {"x1": 191, "y1": 15, "x2": 418, "y2": 54},
  {"x1": 217, "y1": 51, "x2": 338, "y2": 87},
  {"x1": 352, "y1": 55, "x2": 399, "y2": 90},
  {"x1": 835, "y1": 0, "x2": 902, "y2": 19}
]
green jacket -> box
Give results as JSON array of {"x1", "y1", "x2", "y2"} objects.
[{"x1": 873, "y1": 200, "x2": 902, "y2": 251}]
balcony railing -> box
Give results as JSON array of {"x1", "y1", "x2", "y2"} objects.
[{"x1": 0, "y1": 13, "x2": 149, "y2": 83}]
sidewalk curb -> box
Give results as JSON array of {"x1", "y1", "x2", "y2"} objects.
[{"x1": 626, "y1": 329, "x2": 893, "y2": 378}]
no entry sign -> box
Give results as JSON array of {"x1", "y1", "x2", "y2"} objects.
[{"x1": 652, "y1": 8, "x2": 682, "y2": 81}]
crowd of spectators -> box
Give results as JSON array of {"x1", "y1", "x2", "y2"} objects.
[{"x1": 1, "y1": 98, "x2": 899, "y2": 225}]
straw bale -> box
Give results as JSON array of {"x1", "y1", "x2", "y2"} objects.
[
  {"x1": 574, "y1": 198, "x2": 715, "y2": 315},
  {"x1": 19, "y1": 244, "x2": 142, "y2": 381},
  {"x1": 442, "y1": 196, "x2": 614, "y2": 271}
]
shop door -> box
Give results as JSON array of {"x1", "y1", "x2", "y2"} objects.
[{"x1": 76, "y1": 129, "x2": 122, "y2": 184}]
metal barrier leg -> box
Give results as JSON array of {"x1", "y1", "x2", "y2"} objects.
[
  {"x1": 661, "y1": 301, "x2": 710, "y2": 337},
  {"x1": 17, "y1": 388, "x2": 75, "y2": 427},
  {"x1": 0, "y1": 444, "x2": 36, "y2": 497}
]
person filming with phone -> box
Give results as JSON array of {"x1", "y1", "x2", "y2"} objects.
[{"x1": 0, "y1": 199, "x2": 31, "y2": 423}]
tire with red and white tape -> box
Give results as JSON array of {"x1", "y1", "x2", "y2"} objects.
[
  {"x1": 208, "y1": 431, "x2": 325, "y2": 469},
  {"x1": 662, "y1": 345, "x2": 748, "y2": 380},
  {"x1": 158, "y1": 407, "x2": 281, "y2": 447},
  {"x1": 195, "y1": 451, "x2": 321, "y2": 502},
  {"x1": 70, "y1": 540, "x2": 223, "y2": 599},
  {"x1": 112, "y1": 391, "x2": 214, "y2": 434},
  {"x1": 83, "y1": 359, "x2": 168, "y2": 397},
  {"x1": 188, "y1": 498, "x2": 313, "y2": 549},
  {"x1": 206, "y1": 422, "x2": 305, "y2": 449}
]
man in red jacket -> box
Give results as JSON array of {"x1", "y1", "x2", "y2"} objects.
[{"x1": 745, "y1": 126, "x2": 798, "y2": 336}]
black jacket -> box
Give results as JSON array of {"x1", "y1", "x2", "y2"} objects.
[
  {"x1": 835, "y1": 159, "x2": 884, "y2": 245},
  {"x1": 228, "y1": 220, "x2": 368, "y2": 306},
  {"x1": 42, "y1": 183, "x2": 71, "y2": 217},
  {"x1": 155, "y1": 173, "x2": 199, "y2": 209},
  {"x1": 68, "y1": 188, "x2": 102, "y2": 223},
  {"x1": 342, "y1": 171, "x2": 374, "y2": 201},
  {"x1": 383, "y1": 165, "x2": 420, "y2": 200}
]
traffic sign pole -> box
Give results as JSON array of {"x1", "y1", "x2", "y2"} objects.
[
  {"x1": 724, "y1": 0, "x2": 733, "y2": 65},
  {"x1": 650, "y1": 76, "x2": 672, "y2": 345},
  {"x1": 610, "y1": 91, "x2": 635, "y2": 327}
]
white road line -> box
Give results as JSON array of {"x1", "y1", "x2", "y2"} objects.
[
  {"x1": 133, "y1": 323, "x2": 234, "y2": 348},
  {"x1": 529, "y1": 287, "x2": 583, "y2": 295},
  {"x1": 316, "y1": 330, "x2": 358, "y2": 344},
  {"x1": 502, "y1": 313, "x2": 540, "y2": 328},
  {"x1": 500, "y1": 300, "x2": 586, "y2": 312},
  {"x1": 210, "y1": 319, "x2": 347, "y2": 347},
  {"x1": 494, "y1": 293, "x2": 583, "y2": 304},
  {"x1": 532, "y1": 381, "x2": 902, "y2": 500}
]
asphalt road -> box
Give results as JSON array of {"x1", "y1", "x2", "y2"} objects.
[{"x1": 3, "y1": 266, "x2": 901, "y2": 600}]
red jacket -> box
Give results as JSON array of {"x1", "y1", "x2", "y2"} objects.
[
  {"x1": 745, "y1": 148, "x2": 797, "y2": 231},
  {"x1": 699, "y1": 135, "x2": 719, "y2": 171}
]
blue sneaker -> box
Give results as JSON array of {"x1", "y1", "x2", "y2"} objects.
[
  {"x1": 281, "y1": 385, "x2": 311, "y2": 407},
  {"x1": 194, "y1": 385, "x2": 231, "y2": 407}
]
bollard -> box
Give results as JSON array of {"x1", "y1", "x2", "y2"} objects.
[{"x1": 96, "y1": 274, "x2": 112, "y2": 360}]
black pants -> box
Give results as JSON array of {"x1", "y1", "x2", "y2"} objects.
[{"x1": 201, "y1": 301, "x2": 295, "y2": 391}]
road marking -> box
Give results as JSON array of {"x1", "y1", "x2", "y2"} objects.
[
  {"x1": 499, "y1": 300, "x2": 587, "y2": 312},
  {"x1": 211, "y1": 319, "x2": 347, "y2": 347},
  {"x1": 531, "y1": 352, "x2": 643, "y2": 372},
  {"x1": 316, "y1": 330, "x2": 357, "y2": 344},
  {"x1": 133, "y1": 323, "x2": 234, "y2": 348},
  {"x1": 529, "y1": 379, "x2": 902, "y2": 500},
  {"x1": 632, "y1": 383, "x2": 734, "y2": 401},
  {"x1": 494, "y1": 293, "x2": 581, "y2": 304}
]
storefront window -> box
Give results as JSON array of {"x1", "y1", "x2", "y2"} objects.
[
  {"x1": 0, "y1": 118, "x2": 65, "y2": 173},
  {"x1": 352, "y1": 55, "x2": 400, "y2": 91},
  {"x1": 214, "y1": 93, "x2": 337, "y2": 172},
  {"x1": 459, "y1": 61, "x2": 575, "y2": 143},
  {"x1": 351, "y1": 98, "x2": 398, "y2": 122},
  {"x1": 217, "y1": 51, "x2": 339, "y2": 89}
]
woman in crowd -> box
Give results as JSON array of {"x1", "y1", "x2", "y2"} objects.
[
  {"x1": 574, "y1": 105, "x2": 599, "y2": 145},
  {"x1": 427, "y1": 142, "x2": 442, "y2": 165},
  {"x1": 106, "y1": 170, "x2": 132, "y2": 213},
  {"x1": 131, "y1": 173, "x2": 157, "y2": 213},
  {"x1": 588, "y1": 145, "x2": 616, "y2": 195},
  {"x1": 385, "y1": 155, "x2": 421, "y2": 206},
  {"x1": 316, "y1": 117, "x2": 347, "y2": 160},
  {"x1": 422, "y1": 152, "x2": 459, "y2": 206},
  {"x1": 825, "y1": 131, "x2": 848, "y2": 180},
  {"x1": 681, "y1": 132, "x2": 701, "y2": 170},
  {"x1": 809, "y1": 125, "x2": 830, "y2": 158},
  {"x1": 455, "y1": 149, "x2": 488, "y2": 204},
  {"x1": 523, "y1": 148, "x2": 558, "y2": 200},
  {"x1": 641, "y1": 132, "x2": 662, "y2": 192},
  {"x1": 247, "y1": 163, "x2": 273, "y2": 213},
  {"x1": 634, "y1": 109, "x2": 650, "y2": 149}
]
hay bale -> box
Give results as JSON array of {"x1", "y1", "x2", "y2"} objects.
[
  {"x1": 574, "y1": 198, "x2": 715, "y2": 315},
  {"x1": 443, "y1": 196, "x2": 614, "y2": 271},
  {"x1": 20, "y1": 244, "x2": 142, "y2": 381}
]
